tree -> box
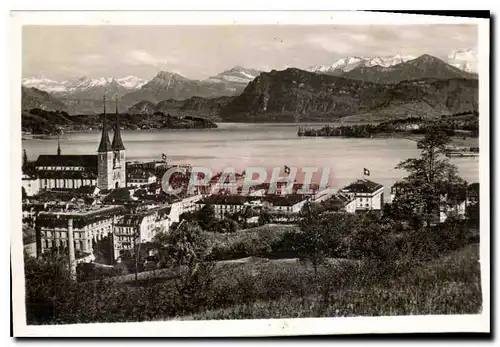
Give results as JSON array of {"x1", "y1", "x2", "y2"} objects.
[
  {"x1": 180, "y1": 205, "x2": 216, "y2": 230},
  {"x1": 466, "y1": 201, "x2": 480, "y2": 229},
  {"x1": 24, "y1": 252, "x2": 72, "y2": 323},
  {"x1": 151, "y1": 226, "x2": 170, "y2": 266},
  {"x1": 93, "y1": 236, "x2": 113, "y2": 265},
  {"x1": 165, "y1": 221, "x2": 215, "y2": 314},
  {"x1": 22, "y1": 149, "x2": 28, "y2": 172},
  {"x1": 297, "y1": 204, "x2": 328, "y2": 277},
  {"x1": 196, "y1": 205, "x2": 216, "y2": 230},
  {"x1": 393, "y1": 128, "x2": 466, "y2": 229}
]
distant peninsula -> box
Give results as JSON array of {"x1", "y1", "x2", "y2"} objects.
[{"x1": 22, "y1": 108, "x2": 217, "y2": 135}]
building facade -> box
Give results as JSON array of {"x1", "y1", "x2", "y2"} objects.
[
  {"x1": 112, "y1": 204, "x2": 172, "y2": 259},
  {"x1": 34, "y1": 155, "x2": 98, "y2": 190},
  {"x1": 34, "y1": 205, "x2": 126, "y2": 257},
  {"x1": 127, "y1": 170, "x2": 157, "y2": 188},
  {"x1": 340, "y1": 179, "x2": 384, "y2": 211},
  {"x1": 196, "y1": 195, "x2": 262, "y2": 219},
  {"x1": 169, "y1": 194, "x2": 204, "y2": 222},
  {"x1": 262, "y1": 194, "x2": 309, "y2": 213}
]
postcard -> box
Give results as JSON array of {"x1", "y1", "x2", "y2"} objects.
[{"x1": 11, "y1": 10, "x2": 490, "y2": 337}]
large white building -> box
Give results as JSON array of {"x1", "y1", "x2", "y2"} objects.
[
  {"x1": 34, "y1": 205, "x2": 126, "y2": 258},
  {"x1": 196, "y1": 195, "x2": 262, "y2": 219},
  {"x1": 340, "y1": 179, "x2": 384, "y2": 211},
  {"x1": 168, "y1": 194, "x2": 203, "y2": 222},
  {"x1": 262, "y1": 194, "x2": 310, "y2": 213}
]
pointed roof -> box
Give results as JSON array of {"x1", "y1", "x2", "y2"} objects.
[
  {"x1": 97, "y1": 95, "x2": 112, "y2": 152},
  {"x1": 112, "y1": 97, "x2": 125, "y2": 151}
]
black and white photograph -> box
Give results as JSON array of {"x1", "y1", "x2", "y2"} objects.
[{"x1": 10, "y1": 10, "x2": 490, "y2": 337}]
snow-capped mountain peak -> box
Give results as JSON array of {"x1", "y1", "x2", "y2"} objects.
[
  {"x1": 116, "y1": 76, "x2": 147, "y2": 89},
  {"x1": 207, "y1": 66, "x2": 262, "y2": 84},
  {"x1": 308, "y1": 55, "x2": 417, "y2": 73},
  {"x1": 22, "y1": 77, "x2": 69, "y2": 93},
  {"x1": 21, "y1": 75, "x2": 148, "y2": 95},
  {"x1": 447, "y1": 49, "x2": 477, "y2": 73}
]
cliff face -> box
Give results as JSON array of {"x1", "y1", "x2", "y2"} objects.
[
  {"x1": 128, "y1": 100, "x2": 157, "y2": 115},
  {"x1": 220, "y1": 68, "x2": 478, "y2": 122}
]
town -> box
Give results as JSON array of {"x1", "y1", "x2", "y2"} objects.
[{"x1": 21, "y1": 98, "x2": 481, "y2": 283}]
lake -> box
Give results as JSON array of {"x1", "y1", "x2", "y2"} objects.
[{"x1": 22, "y1": 123, "x2": 479, "y2": 201}]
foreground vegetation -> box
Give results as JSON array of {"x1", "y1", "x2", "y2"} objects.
[
  {"x1": 182, "y1": 244, "x2": 481, "y2": 320},
  {"x1": 24, "y1": 242, "x2": 481, "y2": 324}
]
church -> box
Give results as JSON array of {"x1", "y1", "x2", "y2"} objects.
[{"x1": 33, "y1": 97, "x2": 127, "y2": 191}]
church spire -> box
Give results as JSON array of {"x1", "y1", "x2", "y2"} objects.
[
  {"x1": 97, "y1": 95, "x2": 112, "y2": 152},
  {"x1": 111, "y1": 96, "x2": 125, "y2": 151}
]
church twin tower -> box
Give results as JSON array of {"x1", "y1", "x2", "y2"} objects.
[{"x1": 97, "y1": 96, "x2": 126, "y2": 190}]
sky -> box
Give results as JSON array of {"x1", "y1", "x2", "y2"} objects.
[{"x1": 22, "y1": 24, "x2": 478, "y2": 81}]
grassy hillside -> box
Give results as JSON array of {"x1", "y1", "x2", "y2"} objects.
[{"x1": 181, "y1": 243, "x2": 482, "y2": 319}]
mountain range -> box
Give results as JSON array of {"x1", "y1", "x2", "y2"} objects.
[
  {"x1": 22, "y1": 66, "x2": 259, "y2": 106},
  {"x1": 220, "y1": 66, "x2": 478, "y2": 122},
  {"x1": 22, "y1": 76, "x2": 148, "y2": 97},
  {"x1": 22, "y1": 54, "x2": 478, "y2": 123},
  {"x1": 341, "y1": 54, "x2": 477, "y2": 84},
  {"x1": 307, "y1": 50, "x2": 478, "y2": 75},
  {"x1": 307, "y1": 54, "x2": 417, "y2": 74}
]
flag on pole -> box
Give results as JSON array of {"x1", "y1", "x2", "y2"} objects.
[
  {"x1": 284, "y1": 165, "x2": 291, "y2": 174},
  {"x1": 363, "y1": 168, "x2": 370, "y2": 176},
  {"x1": 162, "y1": 153, "x2": 167, "y2": 161}
]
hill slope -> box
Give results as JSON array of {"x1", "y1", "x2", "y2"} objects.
[
  {"x1": 129, "y1": 96, "x2": 235, "y2": 121},
  {"x1": 22, "y1": 87, "x2": 68, "y2": 112}
]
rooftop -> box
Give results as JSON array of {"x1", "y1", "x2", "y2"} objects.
[
  {"x1": 262, "y1": 194, "x2": 309, "y2": 206},
  {"x1": 342, "y1": 179, "x2": 383, "y2": 194},
  {"x1": 36, "y1": 205, "x2": 126, "y2": 228},
  {"x1": 321, "y1": 194, "x2": 354, "y2": 210},
  {"x1": 199, "y1": 195, "x2": 261, "y2": 206},
  {"x1": 35, "y1": 155, "x2": 98, "y2": 169}
]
